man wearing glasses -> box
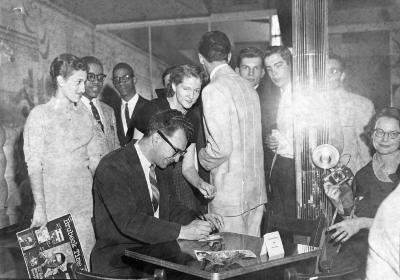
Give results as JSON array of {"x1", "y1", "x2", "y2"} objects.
[
  {"x1": 112, "y1": 62, "x2": 149, "y2": 146},
  {"x1": 91, "y1": 110, "x2": 223, "y2": 277},
  {"x1": 80, "y1": 56, "x2": 120, "y2": 152},
  {"x1": 327, "y1": 53, "x2": 375, "y2": 175}
]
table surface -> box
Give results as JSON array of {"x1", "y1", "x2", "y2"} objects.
[{"x1": 125, "y1": 232, "x2": 320, "y2": 279}]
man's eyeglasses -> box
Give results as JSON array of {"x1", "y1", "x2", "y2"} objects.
[
  {"x1": 112, "y1": 74, "x2": 133, "y2": 84},
  {"x1": 87, "y1": 72, "x2": 107, "y2": 83},
  {"x1": 157, "y1": 130, "x2": 187, "y2": 159},
  {"x1": 374, "y1": 128, "x2": 400, "y2": 139}
]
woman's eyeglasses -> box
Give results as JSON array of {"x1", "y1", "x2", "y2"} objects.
[
  {"x1": 87, "y1": 72, "x2": 107, "y2": 83},
  {"x1": 157, "y1": 130, "x2": 187, "y2": 159},
  {"x1": 374, "y1": 128, "x2": 400, "y2": 139}
]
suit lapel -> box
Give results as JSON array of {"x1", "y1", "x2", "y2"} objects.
[
  {"x1": 99, "y1": 102, "x2": 109, "y2": 135},
  {"x1": 130, "y1": 95, "x2": 144, "y2": 122},
  {"x1": 125, "y1": 141, "x2": 154, "y2": 214},
  {"x1": 114, "y1": 99, "x2": 127, "y2": 146},
  {"x1": 156, "y1": 167, "x2": 170, "y2": 220}
]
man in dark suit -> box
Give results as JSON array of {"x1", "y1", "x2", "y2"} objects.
[
  {"x1": 112, "y1": 63, "x2": 149, "y2": 146},
  {"x1": 260, "y1": 46, "x2": 296, "y2": 221},
  {"x1": 91, "y1": 110, "x2": 223, "y2": 277}
]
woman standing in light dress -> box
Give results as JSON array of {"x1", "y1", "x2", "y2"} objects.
[{"x1": 24, "y1": 53, "x2": 107, "y2": 267}]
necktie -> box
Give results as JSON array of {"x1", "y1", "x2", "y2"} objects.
[
  {"x1": 124, "y1": 103, "x2": 130, "y2": 130},
  {"x1": 89, "y1": 101, "x2": 104, "y2": 132},
  {"x1": 149, "y1": 164, "x2": 160, "y2": 212}
]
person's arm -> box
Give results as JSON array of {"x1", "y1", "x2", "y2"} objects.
[
  {"x1": 182, "y1": 143, "x2": 216, "y2": 199},
  {"x1": 166, "y1": 180, "x2": 215, "y2": 239},
  {"x1": 199, "y1": 86, "x2": 232, "y2": 171},
  {"x1": 23, "y1": 108, "x2": 47, "y2": 229},
  {"x1": 94, "y1": 165, "x2": 191, "y2": 244}
]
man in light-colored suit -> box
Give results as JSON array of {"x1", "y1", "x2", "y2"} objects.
[
  {"x1": 327, "y1": 53, "x2": 375, "y2": 174},
  {"x1": 81, "y1": 56, "x2": 120, "y2": 152},
  {"x1": 197, "y1": 31, "x2": 267, "y2": 237}
]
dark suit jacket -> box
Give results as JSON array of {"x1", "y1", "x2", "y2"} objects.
[
  {"x1": 114, "y1": 95, "x2": 149, "y2": 146},
  {"x1": 91, "y1": 141, "x2": 197, "y2": 275},
  {"x1": 257, "y1": 76, "x2": 282, "y2": 179}
]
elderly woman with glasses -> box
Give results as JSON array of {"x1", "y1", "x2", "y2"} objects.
[
  {"x1": 135, "y1": 64, "x2": 216, "y2": 213},
  {"x1": 23, "y1": 53, "x2": 107, "y2": 266},
  {"x1": 324, "y1": 107, "x2": 400, "y2": 275}
]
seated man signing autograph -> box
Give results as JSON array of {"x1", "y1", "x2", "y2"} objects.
[{"x1": 91, "y1": 109, "x2": 223, "y2": 277}]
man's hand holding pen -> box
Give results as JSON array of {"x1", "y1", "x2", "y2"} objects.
[
  {"x1": 178, "y1": 214, "x2": 224, "y2": 240},
  {"x1": 198, "y1": 213, "x2": 224, "y2": 232}
]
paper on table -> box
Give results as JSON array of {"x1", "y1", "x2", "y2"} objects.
[{"x1": 194, "y1": 249, "x2": 256, "y2": 264}]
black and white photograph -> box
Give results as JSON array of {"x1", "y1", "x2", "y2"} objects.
[{"x1": 0, "y1": 0, "x2": 399, "y2": 279}]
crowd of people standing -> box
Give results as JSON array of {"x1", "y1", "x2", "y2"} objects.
[{"x1": 22, "y1": 30, "x2": 400, "y2": 278}]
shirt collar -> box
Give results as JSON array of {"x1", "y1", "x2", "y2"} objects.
[
  {"x1": 210, "y1": 63, "x2": 228, "y2": 80},
  {"x1": 122, "y1": 93, "x2": 139, "y2": 107},
  {"x1": 280, "y1": 83, "x2": 292, "y2": 96},
  {"x1": 81, "y1": 95, "x2": 99, "y2": 106},
  {"x1": 134, "y1": 141, "x2": 152, "y2": 170}
]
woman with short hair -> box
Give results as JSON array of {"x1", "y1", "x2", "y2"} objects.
[
  {"x1": 325, "y1": 107, "x2": 400, "y2": 276},
  {"x1": 24, "y1": 53, "x2": 107, "y2": 266},
  {"x1": 135, "y1": 64, "x2": 215, "y2": 212}
]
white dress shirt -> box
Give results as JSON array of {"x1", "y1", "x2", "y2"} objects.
[
  {"x1": 121, "y1": 94, "x2": 139, "y2": 135},
  {"x1": 81, "y1": 96, "x2": 104, "y2": 123},
  {"x1": 276, "y1": 84, "x2": 294, "y2": 158},
  {"x1": 134, "y1": 142, "x2": 159, "y2": 218}
]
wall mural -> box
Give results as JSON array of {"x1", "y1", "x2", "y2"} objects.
[{"x1": 0, "y1": 0, "x2": 168, "y2": 228}]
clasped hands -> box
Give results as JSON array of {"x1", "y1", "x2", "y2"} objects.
[{"x1": 178, "y1": 214, "x2": 224, "y2": 241}]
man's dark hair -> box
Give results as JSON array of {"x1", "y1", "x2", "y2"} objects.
[
  {"x1": 198, "y1": 31, "x2": 231, "y2": 62},
  {"x1": 112, "y1": 62, "x2": 134, "y2": 77},
  {"x1": 145, "y1": 110, "x2": 194, "y2": 141},
  {"x1": 329, "y1": 52, "x2": 346, "y2": 72},
  {"x1": 237, "y1": 47, "x2": 264, "y2": 66},
  {"x1": 264, "y1": 45, "x2": 292, "y2": 66},
  {"x1": 81, "y1": 56, "x2": 103, "y2": 69},
  {"x1": 161, "y1": 66, "x2": 178, "y2": 87}
]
